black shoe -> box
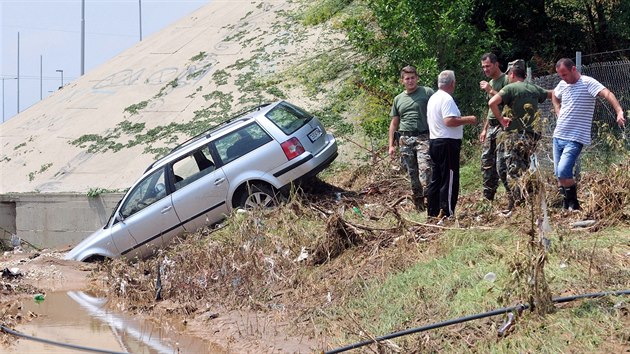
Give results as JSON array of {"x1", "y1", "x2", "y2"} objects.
[
  {"x1": 565, "y1": 185, "x2": 581, "y2": 211},
  {"x1": 483, "y1": 190, "x2": 495, "y2": 201},
  {"x1": 559, "y1": 186, "x2": 569, "y2": 209},
  {"x1": 414, "y1": 196, "x2": 426, "y2": 211}
]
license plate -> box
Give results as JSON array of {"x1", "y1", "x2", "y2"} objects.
[{"x1": 307, "y1": 127, "x2": 322, "y2": 142}]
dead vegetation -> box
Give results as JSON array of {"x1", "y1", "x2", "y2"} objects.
[{"x1": 93, "y1": 155, "x2": 630, "y2": 352}]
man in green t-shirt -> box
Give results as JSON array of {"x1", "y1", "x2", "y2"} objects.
[
  {"x1": 488, "y1": 59, "x2": 552, "y2": 213},
  {"x1": 479, "y1": 53, "x2": 510, "y2": 202},
  {"x1": 389, "y1": 65, "x2": 435, "y2": 211}
]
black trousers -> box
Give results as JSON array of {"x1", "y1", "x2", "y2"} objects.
[{"x1": 427, "y1": 138, "x2": 462, "y2": 217}]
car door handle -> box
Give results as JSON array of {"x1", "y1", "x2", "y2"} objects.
[
  {"x1": 214, "y1": 178, "x2": 225, "y2": 185},
  {"x1": 161, "y1": 206, "x2": 172, "y2": 214}
]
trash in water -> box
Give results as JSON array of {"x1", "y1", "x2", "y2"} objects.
[{"x1": 34, "y1": 293, "x2": 45, "y2": 303}]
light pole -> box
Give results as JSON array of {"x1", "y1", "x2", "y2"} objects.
[
  {"x1": 56, "y1": 69, "x2": 64, "y2": 89},
  {"x1": 139, "y1": 0, "x2": 143, "y2": 41}
]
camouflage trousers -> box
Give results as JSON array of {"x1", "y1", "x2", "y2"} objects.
[
  {"x1": 399, "y1": 133, "x2": 432, "y2": 202},
  {"x1": 497, "y1": 130, "x2": 540, "y2": 206},
  {"x1": 480, "y1": 125, "x2": 507, "y2": 200}
]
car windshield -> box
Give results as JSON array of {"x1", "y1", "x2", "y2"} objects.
[{"x1": 265, "y1": 102, "x2": 312, "y2": 134}]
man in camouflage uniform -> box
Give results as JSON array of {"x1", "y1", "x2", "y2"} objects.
[
  {"x1": 479, "y1": 53, "x2": 510, "y2": 201},
  {"x1": 488, "y1": 59, "x2": 551, "y2": 212},
  {"x1": 389, "y1": 65, "x2": 435, "y2": 211}
]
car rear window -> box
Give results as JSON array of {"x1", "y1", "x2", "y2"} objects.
[{"x1": 265, "y1": 102, "x2": 312, "y2": 135}]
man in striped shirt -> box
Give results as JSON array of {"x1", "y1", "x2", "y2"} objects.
[{"x1": 552, "y1": 58, "x2": 626, "y2": 210}]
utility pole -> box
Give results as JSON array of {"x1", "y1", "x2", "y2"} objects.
[
  {"x1": 81, "y1": 0, "x2": 85, "y2": 76},
  {"x1": 40, "y1": 55, "x2": 43, "y2": 100},
  {"x1": 17, "y1": 32, "x2": 20, "y2": 113},
  {"x1": 139, "y1": 0, "x2": 143, "y2": 41},
  {"x1": 2, "y1": 78, "x2": 5, "y2": 123}
]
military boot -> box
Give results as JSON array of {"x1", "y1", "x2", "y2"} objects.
[
  {"x1": 559, "y1": 186, "x2": 569, "y2": 209},
  {"x1": 564, "y1": 184, "x2": 581, "y2": 211}
]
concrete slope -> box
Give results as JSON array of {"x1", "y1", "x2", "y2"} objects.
[{"x1": 0, "y1": 0, "x2": 339, "y2": 194}]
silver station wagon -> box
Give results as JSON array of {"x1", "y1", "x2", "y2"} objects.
[{"x1": 66, "y1": 101, "x2": 338, "y2": 261}]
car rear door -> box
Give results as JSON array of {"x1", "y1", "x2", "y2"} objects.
[
  {"x1": 114, "y1": 167, "x2": 184, "y2": 260},
  {"x1": 168, "y1": 145, "x2": 230, "y2": 233}
]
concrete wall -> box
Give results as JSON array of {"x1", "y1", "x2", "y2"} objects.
[{"x1": 0, "y1": 193, "x2": 124, "y2": 250}]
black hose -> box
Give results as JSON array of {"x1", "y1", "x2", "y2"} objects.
[
  {"x1": 0, "y1": 324, "x2": 128, "y2": 354},
  {"x1": 325, "y1": 289, "x2": 630, "y2": 354}
]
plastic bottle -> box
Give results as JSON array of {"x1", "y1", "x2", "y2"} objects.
[{"x1": 34, "y1": 294, "x2": 45, "y2": 303}]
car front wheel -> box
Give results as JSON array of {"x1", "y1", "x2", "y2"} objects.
[{"x1": 237, "y1": 183, "x2": 279, "y2": 210}]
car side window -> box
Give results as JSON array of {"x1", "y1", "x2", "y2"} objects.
[
  {"x1": 214, "y1": 123, "x2": 272, "y2": 164},
  {"x1": 172, "y1": 145, "x2": 216, "y2": 190},
  {"x1": 120, "y1": 168, "x2": 166, "y2": 219}
]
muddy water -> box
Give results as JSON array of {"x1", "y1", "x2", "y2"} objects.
[{"x1": 6, "y1": 291, "x2": 224, "y2": 353}]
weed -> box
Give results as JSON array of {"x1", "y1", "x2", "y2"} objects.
[
  {"x1": 13, "y1": 142, "x2": 26, "y2": 150},
  {"x1": 190, "y1": 51, "x2": 207, "y2": 62},
  {"x1": 87, "y1": 187, "x2": 114, "y2": 198},
  {"x1": 212, "y1": 70, "x2": 230, "y2": 86},
  {"x1": 123, "y1": 101, "x2": 148, "y2": 115}
]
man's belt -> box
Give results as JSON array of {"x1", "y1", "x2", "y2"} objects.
[
  {"x1": 488, "y1": 119, "x2": 500, "y2": 127},
  {"x1": 399, "y1": 130, "x2": 429, "y2": 136}
]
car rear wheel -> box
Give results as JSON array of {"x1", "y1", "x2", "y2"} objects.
[{"x1": 237, "y1": 183, "x2": 279, "y2": 210}]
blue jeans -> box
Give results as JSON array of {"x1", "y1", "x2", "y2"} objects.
[{"x1": 553, "y1": 137, "x2": 583, "y2": 179}]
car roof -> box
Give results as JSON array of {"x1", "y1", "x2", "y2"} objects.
[{"x1": 143, "y1": 101, "x2": 280, "y2": 173}]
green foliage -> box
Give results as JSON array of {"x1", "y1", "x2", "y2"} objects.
[
  {"x1": 588, "y1": 121, "x2": 629, "y2": 168},
  {"x1": 27, "y1": 162, "x2": 53, "y2": 181},
  {"x1": 301, "y1": 0, "x2": 352, "y2": 25},
  {"x1": 212, "y1": 69, "x2": 230, "y2": 86},
  {"x1": 265, "y1": 86, "x2": 286, "y2": 99},
  {"x1": 13, "y1": 142, "x2": 27, "y2": 150},
  {"x1": 355, "y1": 91, "x2": 390, "y2": 141},
  {"x1": 189, "y1": 51, "x2": 207, "y2": 62},
  {"x1": 86, "y1": 187, "x2": 114, "y2": 198},
  {"x1": 341, "y1": 0, "x2": 500, "y2": 119},
  {"x1": 154, "y1": 79, "x2": 179, "y2": 99},
  {"x1": 123, "y1": 101, "x2": 148, "y2": 115},
  {"x1": 459, "y1": 158, "x2": 483, "y2": 194},
  {"x1": 344, "y1": 230, "x2": 508, "y2": 336},
  {"x1": 39, "y1": 163, "x2": 52, "y2": 173}
]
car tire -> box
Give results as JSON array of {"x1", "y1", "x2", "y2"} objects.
[{"x1": 237, "y1": 183, "x2": 280, "y2": 210}]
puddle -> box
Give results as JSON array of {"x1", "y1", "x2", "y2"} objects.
[{"x1": 6, "y1": 291, "x2": 224, "y2": 353}]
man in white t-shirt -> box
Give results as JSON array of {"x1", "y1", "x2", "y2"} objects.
[
  {"x1": 426, "y1": 70, "x2": 477, "y2": 221},
  {"x1": 552, "y1": 58, "x2": 626, "y2": 210}
]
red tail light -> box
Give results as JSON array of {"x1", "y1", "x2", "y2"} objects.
[{"x1": 280, "y1": 137, "x2": 305, "y2": 160}]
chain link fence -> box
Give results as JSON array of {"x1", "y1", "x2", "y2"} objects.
[{"x1": 531, "y1": 60, "x2": 630, "y2": 171}]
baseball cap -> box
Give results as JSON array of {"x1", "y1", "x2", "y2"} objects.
[{"x1": 505, "y1": 59, "x2": 526, "y2": 74}]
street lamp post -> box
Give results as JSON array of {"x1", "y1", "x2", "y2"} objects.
[{"x1": 56, "y1": 69, "x2": 64, "y2": 89}]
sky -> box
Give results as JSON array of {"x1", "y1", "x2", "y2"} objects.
[{"x1": 1, "y1": 0, "x2": 209, "y2": 123}]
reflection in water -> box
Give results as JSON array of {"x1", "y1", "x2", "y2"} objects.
[{"x1": 7, "y1": 291, "x2": 221, "y2": 353}]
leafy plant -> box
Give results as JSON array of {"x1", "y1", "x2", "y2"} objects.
[
  {"x1": 190, "y1": 51, "x2": 207, "y2": 62},
  {"x1": 123, "y1": 101, "x2": 148, "y2": 115},
  {"x1": 87, "y1": 187, "x2": 111, "y2": 198}
]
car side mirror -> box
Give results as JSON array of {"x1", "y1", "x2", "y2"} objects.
[{"x1": 115, "y1": 211, "x2": 124, "y2": 223}]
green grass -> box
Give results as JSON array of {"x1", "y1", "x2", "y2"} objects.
[{"x1": 328, "y1": 224, "x2": 630, "y2": 352}]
